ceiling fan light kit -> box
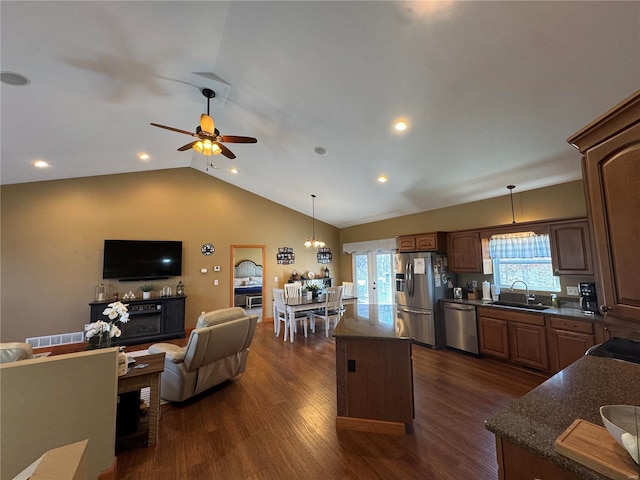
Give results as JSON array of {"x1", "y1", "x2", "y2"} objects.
[{"x1": 151, "y1": 88, "x2": 256, "y2": 159}]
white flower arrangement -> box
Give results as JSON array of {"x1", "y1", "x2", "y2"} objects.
[{"x1": 85, "y1": 301, "x2": 130, "y2": 348}]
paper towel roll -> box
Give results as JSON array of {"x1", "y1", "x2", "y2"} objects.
[{"x1": 482, "y1": 281, "x2": 491, "y2": 300}]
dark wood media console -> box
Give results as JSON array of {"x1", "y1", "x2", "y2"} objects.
[{"x1": 89, "y1": 296, "x2": 186, "y2": 346}]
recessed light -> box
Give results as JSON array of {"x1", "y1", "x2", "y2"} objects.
[
  {"x1": 378, "y1": 175, "x2": 388, "y2": 183},
  {"x1": 393, "y1": 120, "x2": 409, "y2": 132},
  {"x1": 137, "y1": 152, "x2": 150, "y2": 161},
  {"x1": 34, "y1": 160, "x2": 49, "y2": 168},
  {"x1": 230, "y1": 168, "x2": 238, "y2": 174}
]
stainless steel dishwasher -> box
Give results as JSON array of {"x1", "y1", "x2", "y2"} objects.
[{"x1": 443, "y1": 302, "x2": 479, "y2": 354}]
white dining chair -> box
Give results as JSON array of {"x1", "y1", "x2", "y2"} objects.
[
  {"x1": 341, "y1": 281, "x2": 354, "y2": 297},
  {"x1": 273, "y1": 288, "x2": 289, "y2": 341},
  {"x1": 273, "y1": 287, "x2": 309, "y2": 341},
  {"x1": 310, "y1": 286, "x2": 343, "y2": 337},
  {"x1": 284, "y1": 282, "x2": 302, "y2": 299}
]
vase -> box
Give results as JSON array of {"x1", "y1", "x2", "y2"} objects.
[
  {"x1": 118, "y1": 348, "x2": 128, "y2": 376},
  {"x1": 143, "y1": 291, "x2": 151, "y2": 299}
]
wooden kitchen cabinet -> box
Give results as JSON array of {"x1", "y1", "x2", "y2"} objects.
[
  {"x1": 549, "y1": 219, "x2": 593, "y2": 276},
  {"x1": 568, "y1": 90, "x2": 640, "y2": 323},
  {"x1": 477, "y1": 306, "x2": 549, "y2": 371},
  {"x1": 478, "y1": 316, "x2": 509, "y2": 359},
  {"x1": 497, "y1": 437, "x2": 582, "y2": 480},
  {"x1": 547, "y1": 317, "x2": 596, "y2": 372},
  {"x1": 397, "y1": 232, "x2": 447, "y2": 252},
  {"x1": 447, "y1": 231, "x2": 482, "y2": 273}
]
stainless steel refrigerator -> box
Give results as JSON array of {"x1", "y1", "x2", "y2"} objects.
[{"x1": 394, "y1": 252, "x2": 452, "y2": 348}]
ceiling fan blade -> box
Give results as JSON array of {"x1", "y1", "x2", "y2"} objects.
[
  {"x1": 218, "y1": 143, "x2": 236, "y2": 159},
  {"x1": 219, "y1": 135, "x2": 258, "y2": 144},
  {"x1": 200, "y1": 114, "x2": 215, "y2": 134},
  {"x1": 178, "y1": 141, "x2": 198, "y2": 151},
  {"x1": 150, "y1": 123, "x2": 196, "y2": 137}
]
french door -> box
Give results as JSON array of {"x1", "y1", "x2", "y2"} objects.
[{"x1": 352, "y1": 250, "x2": 394, "y2": 305}]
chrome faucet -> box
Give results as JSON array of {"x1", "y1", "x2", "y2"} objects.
[{"x1": 510, "y1": 280, "x2": 535, "y2": 304}]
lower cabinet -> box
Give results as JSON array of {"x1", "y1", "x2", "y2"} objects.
[
  {"x1": 478, "y1": 316, "x2": 509, "y2": 359},
  {"x1": 478, "y1": 307, "x2": 549, "y2": 371},
  {"x1": 478, "y1": 308, "x2": 601, "y2": 373},
  {"x1": 497, "y1": 436, "x2": 582, "y2": 480},
  {"x1": 508, "y1": 321, "x2": 549, "y2": 371},
  {"x1": 547, "y1": 318, "x2": 596, "y2": 372}
]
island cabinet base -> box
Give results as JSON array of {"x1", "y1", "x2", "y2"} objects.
[
  {"x1": 335, "y1": 336, "x2": 414, "y2": 435},
  {"x1": 496, "y1": 436, "x2": 581, "y2": 480}
]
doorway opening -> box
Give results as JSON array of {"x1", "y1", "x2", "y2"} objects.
[{"x1": 230, "y1": 245, "x2": 266, "y2": 322}]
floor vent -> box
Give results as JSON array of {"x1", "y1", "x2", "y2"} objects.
[{"x1": 26, "y1": 331, "x2": 85, "y2": 348}]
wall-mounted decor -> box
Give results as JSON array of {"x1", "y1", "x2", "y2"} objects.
[
  {"x1": 277, "y1": 247, "x2": 295, "y2": 265},
  {"x1": 317, "y1": 247, "x2": 332, "y2": 264}
]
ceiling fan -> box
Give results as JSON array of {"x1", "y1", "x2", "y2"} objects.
[{"x1": 150, "y1": 88, "x2": 257, "y2": 159}]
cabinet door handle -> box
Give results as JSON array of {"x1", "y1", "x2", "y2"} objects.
[{"x1": 599, "y1": 305, "x2": 611, "y2": 313}]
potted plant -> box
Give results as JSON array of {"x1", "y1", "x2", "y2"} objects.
[
  {"x1": 138, "y1": 284, "x2": 155, "y2": 299},
  {"x1": 306, "y1": 283, "x2": 322, "y2": 298}
]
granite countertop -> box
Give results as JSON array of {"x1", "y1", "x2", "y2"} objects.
[
  {"x1": 485, "y1": 355, "x2": 640, "y2": 479},
  {"x1": 442, "y1": 298, "x2": 604, "y2": 323},
  {"x1": 332, "y1": 304, "x2": 412, "y2": 340}
]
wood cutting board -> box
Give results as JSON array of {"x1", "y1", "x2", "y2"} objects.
[{"x1": 555, "y1": 419, "x2": 639, "y2": 480}]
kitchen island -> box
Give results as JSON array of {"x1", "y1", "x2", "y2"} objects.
[
  {"x1": 485, "y1": 354, "x2": 640, "y2": 479},
  {"x1": 333, "y1": 304, "x2": 414, "y2": 435}
]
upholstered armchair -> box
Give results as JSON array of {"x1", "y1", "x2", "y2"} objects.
[
  {"x1": 0, "y1": 342, "x2": 33, "y2": 364},
  {"x1": 149, "y1": 307, "x2": 258, "y2": 402}
]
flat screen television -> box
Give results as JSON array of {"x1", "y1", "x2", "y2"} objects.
[{"x1": 103, "y1": 240, "x2": 182, "y2": 281}]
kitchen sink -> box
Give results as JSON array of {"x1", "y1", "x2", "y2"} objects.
[{"x1": 489, "y1": 301, "x2": 549, "y2": 311}]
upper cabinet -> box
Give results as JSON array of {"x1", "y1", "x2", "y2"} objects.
[
  {"x1": 397, "y1": 232, "x2": 447, "y2": 252},
  {"x1": 549, "y1": 219, "x2": 593, "y2": 276},
  {"x1": 447, "y1": 231, "x2": 482, "y2": 273},
  {"x1": 567, "y1": 90, "x2": 640, "y2": 323}
]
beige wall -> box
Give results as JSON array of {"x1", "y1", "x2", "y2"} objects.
[
  {"x1": 0, "y1": 168, "x2": 340, "y2": 342},
  {"x1": 338, "y1": 181, "x2": 587, "y2": 281},
  {"x1": 1, "y1": 174, "x2": 588, "y2": 341}
]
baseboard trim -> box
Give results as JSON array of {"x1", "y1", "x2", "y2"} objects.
[
  {"x1": 99, "y1": 456, "x2": 117, "y2": 480},
  {"x1": 335, "y1": 416, "x2": 407, "y2": 436}
]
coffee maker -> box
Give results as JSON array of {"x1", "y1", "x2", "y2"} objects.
[{"x1": 578, "y1": 282, "x2": 599, "y2": 313}]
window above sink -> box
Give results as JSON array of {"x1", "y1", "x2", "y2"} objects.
[{"x1": 490, "y1": 233, "x2": 561, "y2": 293}]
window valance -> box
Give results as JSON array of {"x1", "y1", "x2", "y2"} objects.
[
  {"x1": 489, "y1": 232, "x2": 551, "y2": 259},
  {"x1": 342, "y1": 238, "x2": 397, "y2": 254}
]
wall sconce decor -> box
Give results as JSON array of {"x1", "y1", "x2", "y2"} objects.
[
  {"x1": 317, "y1": 247, "x2": 332, "y2": 264},
  {"x1": 277, "y1": 247, "x2": 295, "y2": 265}
]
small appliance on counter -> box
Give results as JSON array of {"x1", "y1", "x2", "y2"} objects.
[{"x1": 578, "y1": 282, "x2": 598, "y2": 313}]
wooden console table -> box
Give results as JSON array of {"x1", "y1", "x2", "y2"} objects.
[{"x1": 117, "y1": 353, "x2": 165, "y2": 447}]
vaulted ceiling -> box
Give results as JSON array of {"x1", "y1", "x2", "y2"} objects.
[{"x1": 2, "y1": 1, "x2": 638, "y2": 227}]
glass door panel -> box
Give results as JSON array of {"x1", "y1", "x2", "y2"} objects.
[{"x1": 352, "y1": 251, "x2": 394, "y2": 305}]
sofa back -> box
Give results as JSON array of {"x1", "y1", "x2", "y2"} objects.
[{"x1": 184, "y1": 308, "x2": 257, "y2": 372}]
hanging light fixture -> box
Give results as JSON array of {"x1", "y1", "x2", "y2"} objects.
[
  {"x1": 304, "y1": 194, "x2": 325, "y2": 248},
  {"x1": 507, "y1": 185, "x2": 516, "y2": 224}
]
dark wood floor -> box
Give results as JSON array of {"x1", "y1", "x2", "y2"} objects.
[{"x1": 116, "y1": 322, "x2": 547, "y2": 479}]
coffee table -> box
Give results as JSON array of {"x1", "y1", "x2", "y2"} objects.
[{"x1": 117, "y1": 352, "x2": 165, "y2": 446}]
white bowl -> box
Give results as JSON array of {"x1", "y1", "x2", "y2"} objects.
[{"x1": 600, "y1": 405, "x2": 640, "y2": 464}]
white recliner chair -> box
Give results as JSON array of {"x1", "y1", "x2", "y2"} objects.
[
  {"x1": 0, "y1": 342, "x2": 33, "y2": 364},
  {"x1": 149, "y1": 307, "x2": 257, "y2": 402}
]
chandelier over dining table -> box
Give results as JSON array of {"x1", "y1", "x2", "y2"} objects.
[{"x1": 304, "y1": 194, "x2": 325, "y2": 248}]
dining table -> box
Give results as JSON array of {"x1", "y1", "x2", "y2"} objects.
[{"x1": 278, "y1": 294, "x2": 358, "y2": 342}]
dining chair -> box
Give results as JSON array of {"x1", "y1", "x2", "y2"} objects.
[
  {"x1": 273, "y1": 288, "x2": 308, "y2": 341},
  {"x1": 310, "y1": 286, "x2": 343, "y2": 337},
  {"x1": 284, "y1": 282, "x2": 302, "y2": 299},
  {"x1": 342, "y1": 281, "x2": 354, "y2": 297}
]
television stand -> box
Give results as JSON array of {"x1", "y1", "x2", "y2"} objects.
[{"x1": 89, "y1": 295, "x2": 186, "y2": 346}]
